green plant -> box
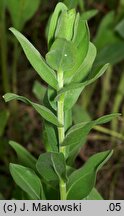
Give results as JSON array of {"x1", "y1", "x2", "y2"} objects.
[{"x1": 3, "y1": 2, "x2": 120, "y2": 200}]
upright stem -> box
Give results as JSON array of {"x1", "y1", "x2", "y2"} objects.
[{"x1": 57, "y1": 70, "x2": 66, "y2": 200}]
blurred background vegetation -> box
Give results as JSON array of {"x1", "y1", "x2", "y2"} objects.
[{"x1": 0, "y1": 0, "x2": 124, "y2": 200}]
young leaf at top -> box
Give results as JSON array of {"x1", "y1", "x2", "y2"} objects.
[
  {"x1": 64, "y1": 18, "x2": 90, "y2": 81},
  {"x1": 3, "y1": 93, "x2": 61, "y2": 126},
  {"x1": 10, "y1": 163, "x2": 44, "y2": 200},
  {"x1": 9, "y1": 141, "x2": 37, "y2": 171},
  {"x1": 46, "y1": 38, "x2": 77, "y2": 72},
  {"x1": 9, "y1": 27, "x2": 58, "y2": 89},
  {"x1": 66, "y1": 150, "x2": 113, "y2": 199},
  {"x1": 55, "y1": 9, "x2": 76, "y2": 41},
  {"x1": 47, "y1": 2, "x2": 67, "y2": 48}
]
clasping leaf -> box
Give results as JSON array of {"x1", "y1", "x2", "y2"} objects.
[{"x1": 46, "y1": 38, "x2": 77, "y2": 72}]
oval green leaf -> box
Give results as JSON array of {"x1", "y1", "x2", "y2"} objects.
[
  {"x1": 10, "y1": 163, "x2": 43, "y2": 200},
  {"x1": 46, "y1": 38, "x2": 77, "y2": 72},
  {"x1": 62, "y1": 113, "x2": 120, "y2": 147},
  {"x1": 36, "y1": 152, "x2": 67, "y2": 183},
  {"x1": 9, "y1": 27, "x2": 58, "y2": 89}
]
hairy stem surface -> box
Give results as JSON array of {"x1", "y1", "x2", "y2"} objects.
[{"x1": 57, "y1": 70, "x2": 66, "y2": 200}]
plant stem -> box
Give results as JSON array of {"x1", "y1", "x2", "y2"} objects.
[{"x1": 57, "y1": 70, "x2": 66, "y2": 200}]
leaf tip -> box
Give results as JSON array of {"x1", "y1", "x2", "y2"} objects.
[
  {"x1": 9, "y1": 163, "x2": 13, "y2": 169},
  {"x1": 2, "y1": 93, "x2": 9, "y2": 102},
  {"x1": 9, "y1": 140, "x2": 14, "y2": 147},
  {"x1": 108, "y1": 149, "x2": 114, "y2": 160},
  {"x1": 2, "y1": 94, "x2": 7, "y2": 102},
  {"x1": 113, "y1": 112, "x2": 121, "y2": 117},
  {"x1": 9, "y1": 27, "x2": 14, "y2": 32},
  {"x1": 105, "y1": 62, "x2": 110, "y2": 69}
]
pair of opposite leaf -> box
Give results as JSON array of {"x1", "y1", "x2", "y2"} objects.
[{"x1": 9, "y1": 140, "x2": 113, "y2": 200}]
